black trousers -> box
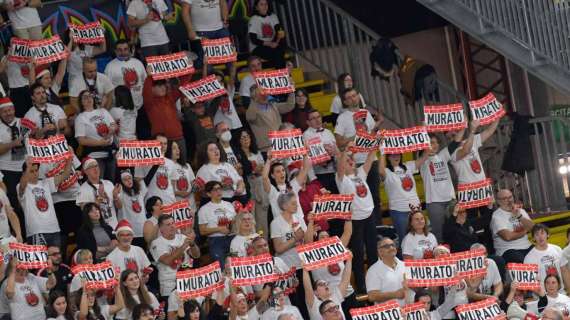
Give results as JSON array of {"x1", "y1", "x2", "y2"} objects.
[
  {"x1": 317, "y1": 172, "x2": 344, "y2": 237},
  {"x1": 366, "y1": 160, "x2": 383, "y2": 226},
  {"x1": 467, "y1": 205, "x2": 494, "y2": 253},
  {"x1": 1, "y1": 170, "x2": 24, "y2": 235},
  {"x1": 251, "y1": 42, "x2": 286, "y2": 69},
  {"x1": 9, "y1": 86, "x2": 32, "y2": 118},
  {"x1": 350, "y1": 215, "x2": 379, "y2": 293}
]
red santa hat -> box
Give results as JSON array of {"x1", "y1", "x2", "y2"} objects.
[
  {"x1": 36, "y1": 66, "x2": 51, "y2": 79},
  {"x1": 115, "y1": 219, "x2": 134, "y2": 235},
  {"x1": 0, "y1": 97, "x2": 14, "y2": 109}
]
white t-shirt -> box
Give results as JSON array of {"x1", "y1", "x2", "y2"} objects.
[
  {"x1": 420, "y1": 149, "x2": 455, "y2": 203},
  {"x1": 337, "y1": 167, "x2": 374, "y2": 220},
  {"x1": 74, "y1": 108, "x2": 116, "y2": 159},
  {"x1": 384, "y1": 161, "x2": 420, "y2": 212},
  {"x1": 116, "y1": 292, "x2": 159, "y2": 320},
  {"x1": 304, "y1": 127, "x2": 337, "y2": 175},
  {"x1": 118, "y1": 184, "x2": 148, "y2": 237},
  {"x1": 182, "y1": 0, "x2": 223, "y2": 32},
  {"x1": 545, "y1": 294, "x2": 570, "y2": 315},
  {"x1": 109, "y1": 107, "x2": 137, "y2": 140},
  {"x1": 69, "y1": 72, "x2": 115, "y2": 100},
  {"x1": 248, "y1": 14, "x2": 280, "y2": 51},
  {"x1": 5, "y1": 59, "x2": 29, "y2": 88},
  {"x1": 197, "y1": 200, "x2": 236, "y2": 237},
  {"x1": 269, "y1": 180, "x2": 304, "y2": 221},
  {"x1": 261, "y1": 305, "x2": 304, "y2": 320},
  {"x1": 196, "y1": 162, "x2": 243, "y2": 199},
  {"x1": 6, "y1": 4, "x2": 41, "y2": 29},
  {"x1": 0, "y1": 189, "x2": 12, "y2": 239},
  {"x1": 23, "y1": 104, "x2": 66, "y2": 132},
  {"x1": 17, "y1": 178, "x2": 60, "y2": 236},
  {"x1": 366, "y1": 258, "x2": 407, "y2": 306},
  {"x1": 334, "y1": 109, "x2": 375, "y2": 164},
  {"x1": 76, "y1": 179, "x2": 119, "y2": 229},
  {"x1": 525, "y1": 244, "x2": 564, "y2": 291},
  {"x1": 309, "y1": 287, "x2": 346, "y2": 320},
  {"x1": 213, "y1": 87, "x2": 242, "y2": 130},
  {"x1": 230, "y1": 234, "x2": 257, "y2": 257},
  {"x1": 270, "y1": 214, "x2": 307, "y2": 269},
  {"x1": 451, "y1": 134, "x2": 487, "y2": 184},
  {"x1": 401, "y1": 232, "x2": 438, "y2": 259},
  {"x1": 0, "y1": 118, "x2": 26, "y2": 171},
  {"x1": 104, "y1": 57, "x2": 147, "y2": 109},
  {"x1": 106, "y1": 245, "x2": 151, "y2": 274},
  {"x1": 329, "y1": 94, "x2": 366, "y2": 115},
  {"x1": 68, "y1": 46, "x2": 95, "y2": 83},
  {"x1": 134, "y1": 158, "x2": 177, "y2": 205},
  {"x1": 171, "y1": 162, "x2": 196, "y2": 210},
  {"x1": 150, "y1": 233, "x2": 192, "y2": 296},
  {"x1": 312, "y1": 261, "x2": 354, "y2": 298},
  {"x1": 238, "y1": 74, "x2": 255, "y2": 98},
  {"x1": 490, "y1": 208, "x2": 533, "y2": 256},
  {"x1": 38, "y1": 155, "x2": 81, "y2": 204},
  {"x1": 477, "y1": 258, "x2": 502, "y2": 295},
  {"x1": 127, "y1": 0, "x2": 170, "y2": 47},
  {"x1": 4, "y1": 273, "x2": 48, "y2": 320}
]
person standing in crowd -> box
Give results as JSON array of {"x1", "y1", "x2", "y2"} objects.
[
  {"x1": 366, "y1": 237, "x2": 408, "y2": 306},
  {"x1": 4, "y1": 0, "x2": 43, "y2": 40},
  {"x1": 401, "y1": 207, "x2": 438, "y2": 260},
  {"x1": 283, "y1": 88, "x2": 313, "y2": 131},
  {"x1": 24, "y1": 83, "x2": 69, "y2": 139},
  {"x1": 239, "y1": 55, "x2": 263, "y2": 107},
  {"x1": 248, "y1": 0, "x2": 286, "y2": 69},
  {"x1": 107, "y1": 219, "x2": 152, "y2": 275},
  {"x1": 115, "y1": 170, "x2": 148, "y2": 247},
  {"x1": 75, "y1": 203, "x2": 116, "y2": 262},
  {"x1": 230, "y1": 206, "x2": 258, "y2": 257},
  {"x1": 29, "y1": 56, "x2": 68, "y2": 107},
  {"x1": 77, "y1": 283, "x2": 124, "y2": 320},
  {"x1": 66, "y1": 34, "x2": 107, "y2": 83},
  {"x1": 0, "y1": 51, "x2": 33, "y2": 117},
  {"x1": 166, "y1": 140, "x2": 196, "y2": 210},
  {"x1": 45, "y1": 290, "x2": 75, "y2": 320},
  {"x1": 127, "y1": 0, "x2": 173, "y2": 59},
  {"x1": 215, "y1": 121, "x2": 241, "y2": 169},
  {"x1": 525, "y1": 224, "x2": 565, "y2": 291},
  {"x1": 111, "y1": 86, "x2": 139, "y2": 140},
  {"x1": 142, "y1": 196, "x2": 163, "y2": 246},
  {"x1": 328, "y1": 73, "x2": 367, "y2": 122},
  {"x1": 69, "y1": 58, "x2": 115, "y2": 111},
  {"x1": 0, "y1": 183, "x2": 22, "y2": 243},
  {"x1": 210, "y1": 70, "x2": 242, "y2": 131},
  {"x1": 134, "y1": 134, "x2": 176, "y2": 205},
  {"x1": 180, "y1": 97, "x2": 217, "y2": 157},
  {"x1": 37, "y1": 245, "x2": 73, "y2": 295}
]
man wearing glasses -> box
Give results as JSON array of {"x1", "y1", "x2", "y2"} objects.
[
  {"x1": 319, "y1": 300, "x2": 344, "y2": 320},
  {"x1": 304, "y1": 109, "x2": 338, "y2": 194},
  {"x1": 366, "y1": 237, "x2": 408, "y2": 306},
  {"x1": 36, "y1": 245, "x2": 72, "y2": 294}
]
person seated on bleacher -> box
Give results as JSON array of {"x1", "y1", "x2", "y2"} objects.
[
  {"x1": 215, "y1": 121, "x2": 241, "y2": 171},
  {"x1": 66, "y1": 33, "x2": 107, "y2": 84},
  {"x1": 366, "y1": 237, "x2": 408, "y2": 306},
  {"x1": 3, "y1": 0, "x2": 43, "y2": 40},
  {"x1": 69, "y1": 58, "x2": 115, "y2": 111},
  {"x1": 283, "y1": 88, "x2": 312, "y2": 131},
  {"x1": 465, "y1": 243, "x2": 503, "y2": 301},
  {"x1": 525, "y1": 224, "x2": 565, "y2": 292},
  {"x1": 303, "y1": 109, "x2": 338, "y2": 194},
  {"x1": 248, "y1": 0, "x2": 286, "y2": 69},
  {"x1": 328, "y1": 73, "x2": 366, "y2": 124},
  {"x1": 401, "y1": 207, "x2": 438, "y2": 260},
  {"x1": 238, "y1": 55, "x2": 263, "y2": 108},
  {"x1": 127, "y1": 0, "x2": 173, "y2": 59},
  {"x1": 180, "y1": 97, "x2": 217, "y2": 157}
]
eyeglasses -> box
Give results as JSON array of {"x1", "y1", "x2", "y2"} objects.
[
  {"x1": 379, "y1": 243, "x2": 397, "y2": 249},
  {"x1": 324, "y1": 305, "x2": 340, "y2": 313},
  {"x1": 49, "y1": 252, "x2": 61, "y2": 257},
  {"x1": 498, "y1": 195, "x2": 514, "y2": 201}
]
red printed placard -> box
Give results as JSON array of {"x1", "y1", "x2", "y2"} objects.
[
  {"x1": 404, "y1": 258, "x2": 459, "y2": 287},
  {"x1": 469, "y1": 93, "x2": 506, "y2": 126},
  {"x1": 350, "y1": 300, "x2": 403, "y2": 320},
  {"x1": 9, "y1": 243, "x2": 48, "y2": 269},
  {"x1": 72, "y1": 261, "x2": 118, "y2": 290},
  {"x1": 269, "y1": 129, "x2": 307, "y2": 159},
  {"x1": 8, "y1": 37, "x2": 31, "y2": 63},
  {"x1": 380, "y1": 126, "x2": 430, "y2": 154},
  {"x1": 351, "y1": 130, "x2": 379, "y2": 153},
  {"x1": 424, "y1": 103, "x2": 467, "y2": 132},
  {"x1": 456, "y1": 178, "x2": 494, "y2": 209},
  {"x1": 228, "y1": 253, "x2": 279, "y2": 286},
  {"x1": 176, "y1": 261, "x2": 224, "y2": 300},
  {"x1": 312, "y1": 194, "x2": 353, "y2": 221},
  {"x1": 296, "y1": 236, "x2": 352, "y2": 271},
  {"x1": 69, "y1": 22, "x2": 105, "y2": 44},
  {"x1": 403, "y1": 302, "x2": 430, "y2": 320},
  {"x1": 117, "y1": 140, "x2": 164, "y2": 167},
  {"x1": 451, "y1": 248, "x2": 487, "y2": 279},
  {"x1": 253, "y1": 68, "x2": 294, "y2": 95},
  {"x1": 307, "y1": 136, "x2": 331, "y2": 165},
  {"x1": 507, "y1": 263, "x2": 540, "y2": 290},
  {"x1": 45, "y1": 160, "x2": 80, "y2": 192},
  {"x1": 26, "y1": 134, "x2": 73, "y2": 164},
  {"x1": 179, "y1": 75, "x2": 226, "y2": 104},
  {"x1": 146, "y1": 52, "x2": 195, "y2": 80},
  {"x1": 162, "y1": 201, "x2": 194, "y2": 229},
  {"x1": 28, "y1": 35, "x2": 69, "y2": 65},
  {"x1": 455, "y1": 298, "x2": 506, "y2": 320},
  {"x1": 21, "y1": 118, "x2": 37, "y2": 132},
  {"x1": 274, "y1": 267, "x2": 298, "y2": 295},
  {"x1": 201, "y1": 37, "x2": 237, "y2": 64}
]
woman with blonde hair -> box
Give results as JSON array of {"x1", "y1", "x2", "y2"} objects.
[{"x1": 230, "y1": 201, "x2": 259, "y2": 257}]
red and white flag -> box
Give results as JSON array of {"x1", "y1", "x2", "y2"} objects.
[
  {"x1": 72, "y1": 261, "x2": 119, "y2": 290},
  {"x1": 146, "y1": 52, "x2": 195, "y2": 80},
  {"x1": 269, "y1": 129, "x2": 307, "y2": 159},
  {"x1": 26, "y1": 134, "x2": 73, "y2": 164},
  {"x1": 451, "y1": 248, "x2": 487, "y2": 279},
  {"x1": 176, "y1": 261, "x2": 224, "y2": 300},
  {"x1": 9, "y1": 243, "x2": 48, "y2": 269},
  {"x1": 253, "y1": 68, "x2": 294, "y2": 95},
  {"x1": 469, "y1": 93, "x2": 506, "y2": 125},
  {"x1": 179, "y1": 75, "x2": 226, "y2": 104},
  {"x1": 507, "y1": 263, "x2": 540, "y2": 290},
  {"x1": 405, "y1": 258, "x2": 459, "y2": 287},
  {"x1": 297, "y1": 236, "x2": 352, "y2": 271},
  {"x1": 307, "y1": 136, "x2": 331, "y2": 165},
  {"x1": 380, "y1": 126, "x2": 430, "y2": 154},
  {"x1": 201, "y1": 37, "x2": 237, "y2": 64},
  {"x1": 228, "y1": 253, "x2": 279, "y2": 286},
  {"x1": 116, "y1": 140, "x2": 164, "y2": 167},
  {"x1": 28, "y1": 35, "x2": 69, "y2": 65},
  {"x1": 350, "y1": 300, "x2": 403, "y2": 320},
  {"x1": 45, "y1": 160, "x2": 80, "y2": 192},
  {"x1": 403, "y1": 302, "x2": 430, "y2": 320},
  {"x1": 455, "y1": 298, "x2": 506, "y2": 320},
  {"x1": 456, "y1": 178, "x2": 494, "y2": 209},
  {"x1": 8, "y1": 37, "x2": 31, "y2": 63},
  {"x1": 424, "y1": 103, "x2": 467, "y2": 132},
  {"x1": 274, "y1": 267, "x2": 298, "y2": 295},
  {"x1": 69, "y1": 22, "x2": 105, "y2": 44},
  {"x1": 312, "y1": 194, "x2": 353, "y2": 221},
  {"x1": 162, "y1": 200, "x2": 194, "y2": 229},
  {"x1": 351, "y1": 130, "x2": 380, "y2": 153}
]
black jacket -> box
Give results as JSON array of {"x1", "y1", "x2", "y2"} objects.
[
  {"x1": 442, "y1": 216, "x2": 479, "y2": 253},
  {"x1": 75, "y1": 223, "x2": 115, "y2": 261}
]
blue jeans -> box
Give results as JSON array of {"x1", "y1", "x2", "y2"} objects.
[
  {"x1": 390, "y1": 210, "x2": 409, "y2": 244},
  {"x1": 208, "y1": 235, "x2": 234, "y2": 268},
  {"x1": 193, "y1": 28, "x2": 231, "y2": 69}
]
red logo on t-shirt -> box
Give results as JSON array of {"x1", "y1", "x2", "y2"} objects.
[
  {"x1": 156, "y1": 173, "x2": 168, "y2": 190},
  {"x1": 423, "y1": 249, "x2": 434, "y2": 259},
  {"x1": 401, "y1": 176, "x2": 413, "y2": 191},
  {"x1": 470, "y1": 158, "x2": 482, "y2": 174},
  {"x1": 132, "y1": 200, "x2": 142, "y2": 213},
  {"x1": 122, "y1": 68, "x2": 138, "y2": 88},
  {"x1": 429, "y1": 162, "x2": 435, "y2": 176},
  {"x1": 221, "y1": 176, "x2": 233, "y2": 189},
  {"x1": 328, "y1": 263, "x2": 341, "y2": 276},
  {"x1": 355, "y1": 180, "x2": 368, "y2": 198},
  {"x1": 24, "y1": 290, "x2": 39, "y2": 306},
  {"x1": 20, "y1": 65, "x2": 30, "y2": 77},
  {"x1": 33, "y1": 188, "x2": 49, "y2": 212},
  {"x1": 219, "y1": 96, "x2": 230, "y2": 113},
  {"x1": 176, "y1": 177, "x2": 189, "y2": 191},
  {"x1": 125, "y1": 257, "x2": 139, "y2": 272},
  {"x1": 261, "y1": 23, "x2": 274, "y2": 38},
  {"x1": 96, "y1": 122, "x2": 110, "y2": 137}
]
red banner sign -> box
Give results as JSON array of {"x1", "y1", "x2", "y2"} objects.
[
  {"x1": 312, "y1": 194, "x2": 353, "y2": 221},
  {"x1": 469, "y1": 93, "x2": 506, "y2": 126},
  {"x1": 424, "y1": 103, "x2": 467, "y2": 132},
  {"x1": 403, "y1": 302, "x2": 430, "y2": 320},
  {"x1": 228, "y1": 253, "x2": 279, "y2": 286},
  {"x1": 275, "y1": 267, "x2": 298, "y2": 295},
  {"x1": 297, "y1": 236, "x2": 352, "y2": 271},
  {"x1": 8, "y1": 37, "x2": 31, "y2": 63},
  {"x1": 455, "y1": 298, "x2": 506, "y2": 320},
  {"x1": 162, "y1": 200, "x2": 194, "y2": 229},
  {"x1": 29, "y1": 35, "x2": 69, "y2": 65},
  {"x1": 307, "y1": 136, "x2": 331, "y2": 165},
  {"x1": 253, "y1": 68, "x2": 294, "y2": 95},
  {"x1": 179, "y1": 75, "x2": 226, "y2": 104},
  {"x1": 146, "y1": 52, "x2": 195, "y2": 80},
  {"x1": 405, "y1": 258, "x2": 459, "y2": 287},
  {"x1": 70, "y1": 22, "x2": 106, "y2": 44},
  {"x1": 72, "y1": 261, "x2": 118, "y2": 290},
  {"x1": 507, "y1": 263, "x2": 540, "y2": 290},
  {"x1": 117, "y1": 140, "x2": 164, "y2": 167},
  {"x1": 27, "y1": 134, "x2": 73, "y2": 164},
  {"x1": 9, "y1": 243, "x2": 48, "y2": 269},
  {"x1": 176, "y1": 261, "x2": 224, "y2": 300},
  {"x1": 451, "y1": 248, "x2": 488, "y2": 279},
  {"x1": 350, "y1": 300, "x2": 403, "y2": 320},
  {"x1": 380, "y1": 126, "x2": 431, "y2": 154},
  {"x1": 351, "y1": 130, "x2": 380, "y2": 153},
  {"x1": 456, "y1": 178, "x2": 494, "y2": 209},
  {"x1": 201, "y1": 37, "x2": 237, "y2": 64},
  {"x1": 269, "y1": 129, "x2": 307, "y2": 159}
]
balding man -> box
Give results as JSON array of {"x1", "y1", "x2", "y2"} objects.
[
  {"x1": 69, "y1": 58, "x2": 115, "y2": 111},
  {"x1": 490, "y1": 189, "x2": 534, "y2": 263},
  {"x1": 542, "y1": 306, "x2": 563, "y2": 320}
]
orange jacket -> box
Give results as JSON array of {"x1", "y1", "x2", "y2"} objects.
[{"x1": 143, "y1": 77, "x2": 184, "y2": 140}]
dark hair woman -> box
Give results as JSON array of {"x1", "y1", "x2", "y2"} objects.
[{"x1": 75, "y1": 202, "x2": 117, "y2": 262}]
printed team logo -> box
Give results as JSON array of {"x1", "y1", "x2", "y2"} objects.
[
  {"x1": 250, "y1": 160, "x2": 257, "y2": 172},
  {"x1": 156, "y1": 169, "x2": 169, "y2": 190},
  {"x1": 177, "y1": 176, "x2": 189, "y2": 192},
  {"x1": 122, "y1": 67, "x2": 138, "y2": 88},
  {"x1": 541, "y1": 255, "x2": 559, "y2": 276},
  {"x1": 125, "y1": 257, "x2": 139, "y2": 272},
  {"x1": 261, "y1": 23, "x2": 274, "y2": 38},
  {"x1": 401, "y1": 176, "x2": 414, "y2": 191},
  {"x1": 418, "y1": 240, "x2": 434, "y2": 259},
  {"x1": 328, "y1": 263, "x2": 341, "y2": 276},
  {"x1": 20, "y1": 65, "x2": 30, "y2": 77},
  {"x1": 509, "y1": 216, "x2": 524, "y2": 233},
  {"x1": 23, "y1": 286, "x2": 39, "y2": 306},
  {"x1": 100, "y1": 200, "x2": 112, "y2": 220},
  {"x1": 131, "y1": 199, "x2": 142, "y2": 213},
  {"x1": 353, "y1": 178, "x2": 368, "y2": 198},
  {"x1": 219, "y1": 96, "x2": 231, "y2": 113},
  {"x1": 91, "y1": 115, "x2": 109, "y2": 137},
  {"x1": 429, "y1": 161, "x2": 435, "y2": 176},
  {"x1": 168, "y1": 245, "x2": 182, "y2": 269},
  {"x1": 32, "y1": 188, "x2": 49, "y2": 212},
  {"x1": 216, "y1": 208, "x2": 231, "y2": 227},
  {"x1": 470, "y1": 156, "x2": 482, "y2": 174}
]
